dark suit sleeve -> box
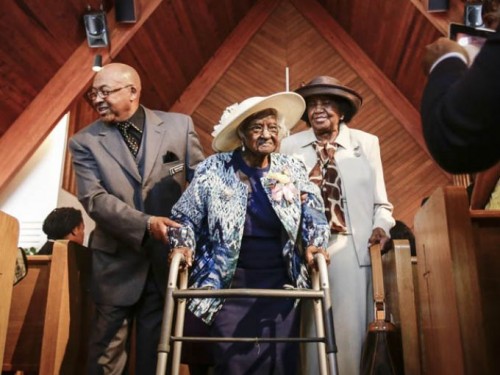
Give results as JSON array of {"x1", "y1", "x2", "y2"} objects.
[{"x1": 420, "y1": 31, "x2": 500, "y2": 173}]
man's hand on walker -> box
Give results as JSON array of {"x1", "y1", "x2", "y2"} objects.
[{"x1": 148, "y1": 216, "x2": 181, "y2": 244}]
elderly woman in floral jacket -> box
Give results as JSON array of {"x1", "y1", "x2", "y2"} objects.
[{"x1": 169, "y1": 91, "x2": 330, "y2": 375}]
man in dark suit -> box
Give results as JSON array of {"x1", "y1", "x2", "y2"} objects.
[
  {"x1": 421, "y1": 19, "x2": 500, "y2": 173},
  {"x1": 69, "y1": 63, "x2": 205, "y2": 374},
  {"x1": 37, "y1": 207, "x2": 85, "y2": 255}
]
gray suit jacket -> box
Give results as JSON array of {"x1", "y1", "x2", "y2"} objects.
[{"x1": 69, "y1": 106, "x2": 205, "y2": 306}]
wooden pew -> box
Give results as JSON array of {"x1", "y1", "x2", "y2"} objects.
[
  {"x1": 2, "y1": 255, "x2": 50, "y2": 373},
  {"x1": 469, "y1": 209, "x2": 500, "y2": 374},
  {"x1": 0, "y1": 211, "x2": 20, "y2": 368},
  {"x1": 2, "y1": 240, "x2": 92, "y2": 374},
  {"x1": 382, "y1": 240, "x2": 421, "y2": 375},
  {"x1": 414, "y1": 187, "x2": 499, "y2": 375}
]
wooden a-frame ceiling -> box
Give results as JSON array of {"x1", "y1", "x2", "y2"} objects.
[{"x1": 0, "y1": 0, "x2": 469, "y2": 225}]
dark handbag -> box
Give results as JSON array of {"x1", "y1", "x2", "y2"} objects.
[{"x1": 360, "y1": 244, "x2": 404, "y2": 375}]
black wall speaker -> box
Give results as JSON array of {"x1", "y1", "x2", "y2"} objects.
[
  {"x1": 464, "y1": 2, "x2": 484, "y2": 27},
  {"x1": 422, "y1": 0, "x2": 449, "y2": 12},
  {"x1": 83, "y1": 11, "x2": 109, "y2": 48},
  {"x1": 115, "y1": 0, "x2": 137, "y2": 23}
]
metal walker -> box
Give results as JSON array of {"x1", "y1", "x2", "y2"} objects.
[{"x1": 156, "y1": 252, "x2": 339, "y2": 375}]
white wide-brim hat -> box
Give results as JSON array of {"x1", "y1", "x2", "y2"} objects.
[{"x1": 211, "y1": 92, "x2": 305, "y2": 152}]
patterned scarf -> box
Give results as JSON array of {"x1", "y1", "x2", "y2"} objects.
[{"x1": 310, "y1": 141, "x2": 347, "y2": 233}]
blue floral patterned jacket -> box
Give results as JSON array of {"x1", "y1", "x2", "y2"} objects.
[{"x1": 170, "y1": 151, "x2": 329, "y2": 324}]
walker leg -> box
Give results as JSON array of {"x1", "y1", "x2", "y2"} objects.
[
  {"x1": 171, "y1": 269, "x2": 188, "y2": 375},
  {"x1": 312, "y1": 267, "x2": 329, "y2": 375},
  {"x1": 156, "y1": 253, "x2": 184, "y2": 375},
  {"x1": 316, "y1": 254, "x2": 339, "y2": 375}
]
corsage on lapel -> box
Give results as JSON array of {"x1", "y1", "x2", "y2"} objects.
[{"x1": 266, "y1": 169, "x2": 298, "y2": 203}]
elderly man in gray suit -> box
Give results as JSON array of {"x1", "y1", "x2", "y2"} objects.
[{"x1": 69, "y1": 63, "x2": 205, "y2": 374}]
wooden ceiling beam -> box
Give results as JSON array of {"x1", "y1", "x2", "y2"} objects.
[
  {"x1": 0, "y1": 0, "x2": 164, "y2": 192},
  {"x1": 169, "y1": 0, "x2": 281, "y2": 114},
  {"x1": 291, "y1": 0, "x2": 429, "y2": 156}
]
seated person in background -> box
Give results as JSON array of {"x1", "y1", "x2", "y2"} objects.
[
  {"x1": 37, "y1": 207, "x2": 85, "y2": 255},
  {"x1": 470, "y1": 161, "x2": 500, "y2": 210}
]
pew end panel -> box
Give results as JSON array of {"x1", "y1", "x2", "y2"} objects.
[
  {"x1": 414, "y1": 187, "x2": 495, "y2": 375},
  {"x1": 0, "y1": 211, "x2": 20, "y2": 368}
]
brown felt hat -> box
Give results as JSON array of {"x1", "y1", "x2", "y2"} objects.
[{"x1": 295, "y1": 76, "x2": 363, "y2": 123}]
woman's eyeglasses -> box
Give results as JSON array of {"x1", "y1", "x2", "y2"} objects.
[{"x1": 246, "y1": 123, "x2": 281, "y2": 136}]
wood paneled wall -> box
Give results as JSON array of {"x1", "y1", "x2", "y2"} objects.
[{"x1": 190, "y1": 1, "x2": 450, "y2": 226}]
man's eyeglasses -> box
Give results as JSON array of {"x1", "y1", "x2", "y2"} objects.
[{"x1": 85, "y1": 85, "x2": 133, "y2": 101}]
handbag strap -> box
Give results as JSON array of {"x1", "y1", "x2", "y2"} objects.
[{"x1": 369, "y1": 243, "x2": 386, "y2": 321}]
